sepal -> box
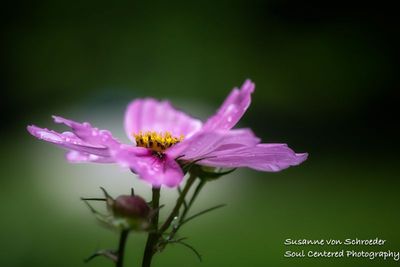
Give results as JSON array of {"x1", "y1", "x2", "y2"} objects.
[
  {"x1": 81, "y1": 187, "x2": 152, "y2": 231},
  {"x1": 186, "y1": 164, "x2": 236, "y2": 181}
]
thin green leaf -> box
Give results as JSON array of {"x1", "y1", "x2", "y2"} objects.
[
  {"x1": 181, "y1": 156, "x2": 215, "y2": 173},
  {"x1": 198, "y1": 168, "x2": 237, "y2": 180},
  {"x1": 187, "y1": 180, "x2": 205, "y2": 209},
  {"x1": 81, "y1": 199, "x2": 110, "y2": 224},
  {"x1": 175, "y1": 237, "x2": 188, "y2": 242},
  {"x1": 177, "y1": 186, "x2": 188, "y2": 209},
  {"x1": 81, "y1": 199, "x2": 100, "y2": 214},
  {"x1": 181, "y1": 204, "x2": 227, "y2": 226},
  {"x1": 174, "y1": 240, "x2": 202, "y2": 262},
  {"x1": 99, "y1": 187, "x2": 115, "y2": 209},
  {"x1": 80, "y1": 198, "x2": 106, "y2": 202},
  {"x1": 84, "y1": 249, "x2": 117, "y2": 263},
  {"x1": 100, "y1": 187, "x2": 113, "y2": 199}
]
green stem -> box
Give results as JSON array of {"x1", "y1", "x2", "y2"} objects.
[
  {"x1": 181, "y1": 180, "x2": 206, "y2": 221},
  {"x1": 116, "y1": 230, "x2": 129, "y2": 267},
  {"x1": 167, "y1": 179, "x2": 206, "y2": 242},
  {"x1": 142, "y1": 174, "x2": 202, "y2": 266},
  {"x1": 159, "y1": 174, "x2": 197, "y2": 235},
  {"x1": 142, "y1": 187, "x2": 161, "y2": 267}
]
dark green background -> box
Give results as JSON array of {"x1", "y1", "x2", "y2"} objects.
[{"x1": 1, "y1": 1, "x2": 399, "y2": 266}]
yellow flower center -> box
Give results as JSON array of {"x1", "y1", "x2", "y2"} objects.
[{"x1": 133, "y1": 131, "x2": 184, "y2": 152}]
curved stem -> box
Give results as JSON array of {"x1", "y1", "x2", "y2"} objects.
[
  {"x1": 116, "y1": 230, "x2": 129, "y2": 267},
  {"x1": 181, "y1": 180, "x2": 206, "y2": 221},
  {"x1": 159, "y1": 174, "x2": 197, "y2": 234},
  {"x1": 142, "y1": 174, "x2": 200, "y2": 266},
  {"x1": 166, "y1": 179, "x2": 207, "y2": 242},
  {"x1": 142, "y1": 187, "x2": 161, "y2": 267}
]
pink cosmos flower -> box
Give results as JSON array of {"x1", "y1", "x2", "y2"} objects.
[{"x1": 27, "y1": 80, "x2": 307, "y2": 188}]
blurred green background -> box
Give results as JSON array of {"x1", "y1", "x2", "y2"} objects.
[{"x1": 1, "y1": 1, "x2": 399, "y2": 267}]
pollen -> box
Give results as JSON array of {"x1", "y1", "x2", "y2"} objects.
[{"x1": 133, "y1": 131, "x2": 184, "y2": 152}]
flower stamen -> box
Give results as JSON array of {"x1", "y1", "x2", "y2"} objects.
[{"x1": 133, "y1": 131, "x2": 184, "y2": 152}]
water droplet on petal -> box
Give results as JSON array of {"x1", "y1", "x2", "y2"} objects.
[
  {"x1": 63, "y1": 131, "x2": 74, "y2": 137},
  {"x1": 100, "y1": 130, "x2": 111, "y2": 135},
  {"x1": 38, "y1": 130, "x2": 63, "y2": 142},
  {"x1": 101, "y1": 135, "x2": 109, "y2": 142}
]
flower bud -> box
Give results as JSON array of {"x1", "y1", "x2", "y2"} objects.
[
  {"x1": 112, "y1": 195, "x2": 151, "y2": 221},
  {"x1": 83, "y1": 188, "x2": 153, "y2": 231}
]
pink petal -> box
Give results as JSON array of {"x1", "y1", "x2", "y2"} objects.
[
  {"x1": 167, "y1": 128, "x2": 260, "y2": 159},
  {"x1": 27, "y1": 125, "x2": 112, "y2": 157},
  {"x1": 124, "y1": 98, "x2": 203, "y2": 142},
  {"x1": 113, "y1": 145, "x2": 184, "y2": 188},
  {"x1": 202, "y1": 79, "x2": 255, "y2": 131},
  {"x1": 66, "y1": 150, "x2": 115, "y2": 163},
  {"x1": 53, "y1": 116, "x2": 120, "y2": 148},
  {"x1": 27, "y1": 116, "x2": 122, "y2": 164},
  {"x1": 199, "y1": 144, "x2": 308, "y2": 172}
]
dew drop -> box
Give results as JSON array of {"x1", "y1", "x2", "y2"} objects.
[
  {"x1": 172, "y1": 216, "x2": 179, "y2": 228},
  {"x1": 101, "y1": 135, "x2": 109, "y2": 142},
  {"x1": 38, "y1": 130, "x2": 63, "y2": 142}
]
